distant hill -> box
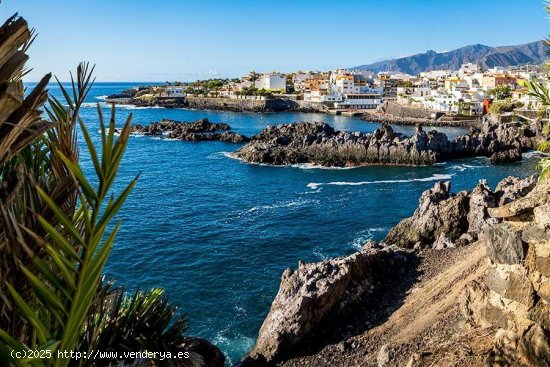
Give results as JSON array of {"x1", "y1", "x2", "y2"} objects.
[{"x1": 351, "y1": 41, "x2": 545, "y2": 74}]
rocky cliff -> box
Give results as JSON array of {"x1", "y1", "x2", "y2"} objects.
[
  {"x1": 234, "y1": 119, "x2": 540, "y2": 167},
  {"x1": 243, "y1": 175, "x2": 549, "y2": 366},
  {"x1": 462, "y1": 177, "x2": 550, "y2": 366}
]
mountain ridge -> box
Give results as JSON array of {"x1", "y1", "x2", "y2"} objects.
[{"x1": 351, "y1": 41, "x2": 545, "y2": 74}]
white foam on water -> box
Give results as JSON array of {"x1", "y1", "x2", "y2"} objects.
[
  {"x1": 313, "y1": 247, "x2": 330, "y2": 261},
  {"x1": 207, "y1": 152, "x2": 227, "y2": 160},
  {"x1": 95, "y1": 95, "x2": 108, "y2": 100},
  {"x1": 523, "y1": 150, "x2": 550, "y2": 158},
  {"x1": 223, "y1": 153, "x2": 360, "y2": 170},
  {"x1": 213, "y1": 330, "x2": 255, "y2": 366},
  {"x1": 116, "y1": 104, "x2": 165, "y2": 110},
  {"x1": 307, "y1": 173, "x2": 453, "y2": 190},
  {"x1": 290, "y1": 163, "x2": 357, "y2": 170},
  {"x1": 246, "y1": 198, "x2": 317, "y2": 214},
  {"x1": 351, "y1": 227, "x2": 390, "y2": 250}
]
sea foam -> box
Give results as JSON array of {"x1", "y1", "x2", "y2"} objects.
[{"x1": 307, "y1": 173, "x2": 452, "y2": 190}]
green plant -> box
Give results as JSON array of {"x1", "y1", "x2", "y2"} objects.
[
  {"x1": 0, "y1": 12, "x2": 201, "y2": 367},
  {"x1": 525, "y1": 2, "x2": 550, "y2": 179},
  {"x1": 0, "y1": 63, "x2": 138, "y2": 366},
  {"x1": 79, "y1": 286, "x2": 192, "y2": 366}
]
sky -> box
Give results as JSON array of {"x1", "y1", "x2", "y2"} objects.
[{"x1": 1, "y1": 0, "x2": 548, "y2": 82}]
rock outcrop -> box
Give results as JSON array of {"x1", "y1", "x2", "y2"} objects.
[
  {"x1": 185, "y1": 337, "x2": 225, "y2": 367},
  {"x1": 234, "y1": 122, "x2": 439, "y2": 167},
  {"x1": 234, "y1": 119, "x2": 540, "y2": 167},
  {"x1": 130, "y1": 118, "x2": 249, "y2": 143},
  {"x1": 461, "y1": 177, "x2": 550, "y2": 366},
  {"x1": 106, "y1": 88, "x2": 138, "y2": 100},
  {"x1": 123, "y1": 96, "x2": 325, "y2": 113},
  {"x1": 244, "y1": 242, "x2": 410, "y2": 364},
  {"x1": 384, "y1": 175, "x2": 537, "y2": 249}
]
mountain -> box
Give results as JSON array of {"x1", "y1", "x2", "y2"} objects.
[{"x1": 351, "y1": 41, "x2": 545, "y2": 74}]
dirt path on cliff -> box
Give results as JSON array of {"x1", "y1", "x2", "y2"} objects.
[{"x1": 278, "y1": 242, "x2": 494, "y2": 367}]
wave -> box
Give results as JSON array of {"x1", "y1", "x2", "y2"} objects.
[
  {"x1": 307, "y1": 173, "x2": 452, "y2": 190},
  {"x1": 223, "y1": 153, "x2": 361, "y2": 170},
  {"x1": 450, "y1": 163, "x2": 489, "y2": 172},
  {"x1": 290, "y1": 163, "x2": 357, "y2": 170},
  {"x1": 246, "y1": 198, "x2": 317, "y2": 214},
  {"x1": 213, "y1": 330, "x2": 255, "y2": 366},
  {"x1": 523, "y1": 150, "x2": 550, "y2": 158},
  {"x1": 207, "y1": 152, "x2": 227, "y2": 160},
  {"x1": 95, "y1": 95, "x2": 108, "y2": 100},
  {"x1": 351, "y1": 227, "x2": 390, "y2": 250},
  {"x1": 116, "y1": 104, "x2": 165, "y2": 110}
]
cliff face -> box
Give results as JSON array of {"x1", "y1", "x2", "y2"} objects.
[
  {"x1": 243, "y1": 176, "x2": 549, "y2": 367},
  {"x1": 462, "y1": 177, "x2": 550, "y2": 366}
]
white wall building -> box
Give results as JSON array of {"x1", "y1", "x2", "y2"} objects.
[
  {"x1": 335, "y1": 93, "x2": 383, "y2": 109},
  {"x1": 255, "y1": 73, "x2": 286, "y2": 91},
  {"x1": 162, "y1": 86, "x2": 185, "y2": 97}
]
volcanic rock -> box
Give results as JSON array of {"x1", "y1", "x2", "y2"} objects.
[{"x1": 130, "y1": 118, "x2": 249, "y2": 143}]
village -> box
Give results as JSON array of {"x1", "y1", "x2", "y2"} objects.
[{"x1": 151, "y1": 63, "x2": 545, "y2": 119}]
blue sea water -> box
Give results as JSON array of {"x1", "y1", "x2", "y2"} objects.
[{"x1": 38, "y1": 82, "x2": 538, "y2": 364}]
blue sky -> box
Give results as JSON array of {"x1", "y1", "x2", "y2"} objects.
[{"x1": 1, "y1": 0, "x2": 548, "y2": 81}]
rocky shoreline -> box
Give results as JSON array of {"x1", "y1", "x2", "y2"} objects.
[
  {"x1": 242, "y1": 174, "x2": 550, "y2": 367},
  {"x1": 107, "y1": 95, "x2": 326, "y2": 113},
  {"x1": 233, "y1": 118, "x2": 540, "y2": 167},
  {"x1": 129, "y1": 118, "x2": 250, "y2": 143},
  {"x1": 361, "y1": 110, "x2": 478, "y2": 127}
]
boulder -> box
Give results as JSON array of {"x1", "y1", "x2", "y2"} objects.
[
  {"x1": 485, "y1": 265, "x2": 535, "y2": 307},
  {"x1": 384, "y1": 181, "x2": 469, "y2": 248},
  {"x1": 467, "y1": 180, "x2": 498, "y2": 237},
  {"x1": 246, "y1": 243, "x2": 407, "y2": 363},
  {"x1": 184, "y1": 337, "x2": 225, "y2": 367},
  {"x1": 489, "y1": 177, "x2": 550, "y2": 219},
  {"x1": 494, "y1": 175, "x2": 538, "y2": 206},
  {"x1": 485, "y1": 222, "x2": 527, "y2": 265}
]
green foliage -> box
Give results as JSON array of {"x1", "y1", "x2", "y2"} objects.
[
  {"x1": 135, "y1": 89, "x2": 151, "y2": 97},
  {"x1": 488, "y1": 99, "x2": 521, "y2": 114},
  {"x1": 487, "y1": 85, "x2": 512, "y2": 100},
  {"x1": 527, "y1": 0, "x2": 550, "y2": 180},
  {"x1": 79, "y1": 286, "x2": 190, "y2": 366},
  {"x1": 0, "y1": 64, "x2": 138, "y2": 366}
]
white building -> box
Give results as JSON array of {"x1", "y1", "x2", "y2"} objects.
[
  {"x1": 162, "y1": 86, "x2": 185, "y2": 97},
  {"x1": 304, "y1": 90, "x2": 343, "y2": 103},
  {"x1": 335, "y1": 93, "x2": 383, "y2": 109},
  {"x1": 255, "y1": 73, "x2": 286, "y2": 91},
  {"x1": 460, "y1": 63, "x2": 480, "y2": 75}
]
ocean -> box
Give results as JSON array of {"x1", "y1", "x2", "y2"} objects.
[{"x1": 38, "y1": 82, "x2": 538, "y2": 364}]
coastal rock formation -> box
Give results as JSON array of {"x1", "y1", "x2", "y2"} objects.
[
  {"x1": 234, "y1": 122, "x2": 439, "y2": 166},
  {"x1": 461, "y1": 177, "x2": 550, "y2": 366},
  {"x1": 384, "y1": 175, "x2": 537, "y2": 249},
  {"x1": 130, "y1": 118, "x2": 249, "y2": 143},
  {"x1": 123, "y1": 96, "x2": 325, "y2": 113},
  {"x1": 247, "y1": 175, "x2": 546, "y2": 366},
  {"x1": 185, "y1": 337, "x2": 225, "y2": 367},
  {"x1": 106, "y1": 88, "x2": 138, "y2": 100},
  {"x1": 234, "y1": 119, "x2": 540, "y2": 167},
  {"x1": 245, "y1": 242, "x2": 410, "y2": 363},
  {"x1": 384, "y1": 181, "x2": 470, "y2": 248}
]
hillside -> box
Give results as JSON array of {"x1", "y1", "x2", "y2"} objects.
[{"x1": 351, "y1": 41, "x2": 545, "y2": 74}]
